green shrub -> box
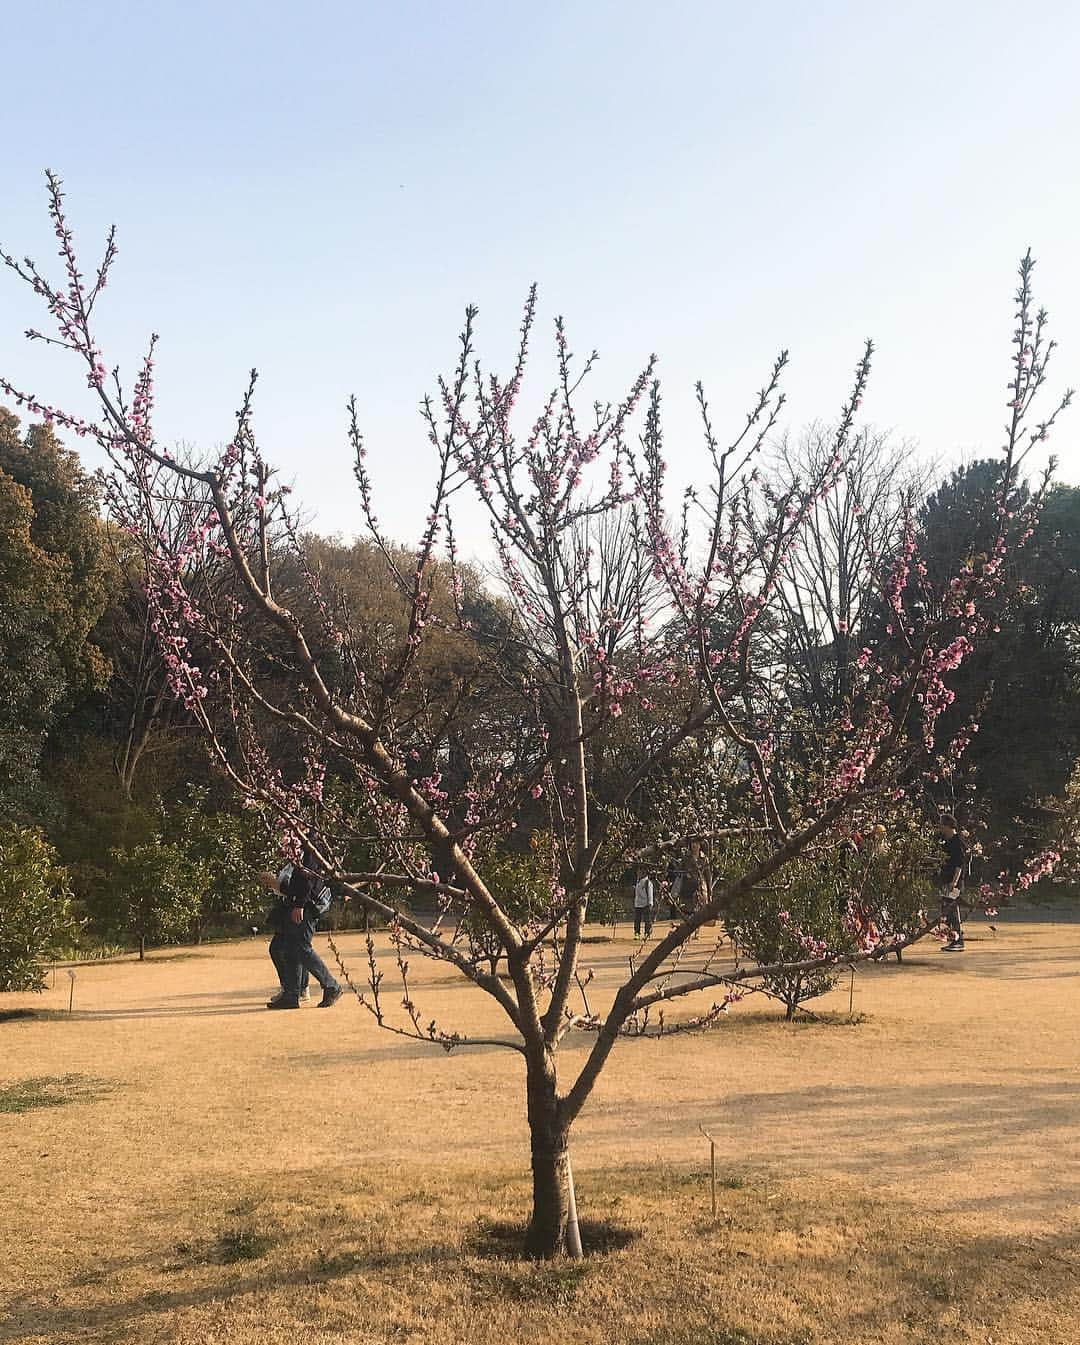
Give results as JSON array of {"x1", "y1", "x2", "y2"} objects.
[
  {"x1": 0, "y1": 824, "x2": 75, "y2": 990},
  {"x1": 859, "y1": 828, "x2": 935, "y2": 943},
  {"x1": 725, "y1": 824, "x2": 935, "y2": 1018},
  {"x1": 461, "y1": 845, "x2": 555, "y2": 973},
  {"x1": 105, "y1": 841, "x2": 202, "y2": 958},
  {"x1": 724, "y1": 843, "x2": 850, "y2": 1020},
  {"x1": 163, "y1": 786, "x2": 267, "y2": 938}
]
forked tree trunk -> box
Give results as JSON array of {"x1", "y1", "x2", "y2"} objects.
[{"x1": 523, "y1": 1052, "x2": 575, "y2": 1259}]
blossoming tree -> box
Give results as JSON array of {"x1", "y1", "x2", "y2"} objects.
[{"x1": 2, "y1": 176, "x2": 1072, "y2": 1257}]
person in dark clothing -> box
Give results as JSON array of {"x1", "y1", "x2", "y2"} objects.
[
  {"x1": 937, "y1": 815, "x2": 966, "y2": 953},
  {"x1": 264, "y1": 862, "x2": 311, "y2": 1002},
  {"x1": 257, "y1": 847, "x2": 343, "y2": 1008}
]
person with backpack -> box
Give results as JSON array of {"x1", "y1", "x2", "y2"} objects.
[
  {"x1": 633, "y1": 869, "x2": 655, "y2": 940},
  {"x1": 261, "y1": 860, "x2": 312, "y2": 1002},
  {"x1": 257, "y1": 844, "x2": 343, "y2": 1008},
  {"x1": 938, "y1": 815, "x2": 967, "y2": 953}
]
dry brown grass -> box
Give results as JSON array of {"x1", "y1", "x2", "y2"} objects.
[{"x1": 3, "y1": 916, "x2": 1080, "y2": 1344}]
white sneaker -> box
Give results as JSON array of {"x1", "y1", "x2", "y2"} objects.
[{"x1": 299, "y1": 986, "x2": 312, "y2": 1002}]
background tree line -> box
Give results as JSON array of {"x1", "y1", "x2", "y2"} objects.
[{"x1": 2, "y1": 404, "x2": 1078, "y2": 990}]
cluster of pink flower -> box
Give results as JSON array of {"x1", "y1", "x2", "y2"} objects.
[
  {"x1": 415, "y1": 771, "x2": 449, "y2": 807},
  {"x1": 235, "y1": 737, "x2": 329, "y2": 863},
  {"x1": 838, "y1": 891, "x2": 884, "y2": 954},
  {"x1": 644, "y1": 517, "x2": 694, "y2": 609},
  {"x1": 1013, "y1": 848, "x2": 1061, "y2": 893},
  {"x1": 884, "y1": 519, "x2": 916, "y2": 634},
  {"x1": 916, "y1": 634, "x2": 974, "y2": 742},
  {"x1": 823, "y1": 702, "x2": 892, "y2": 801},
  {"x1": 777, "y1": 910, "x2": 832, "y2": 961}
]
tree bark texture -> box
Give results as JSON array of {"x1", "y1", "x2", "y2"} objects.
[{"x1": 523, "y1": 1053, "x2": 573, "y2": 1259}]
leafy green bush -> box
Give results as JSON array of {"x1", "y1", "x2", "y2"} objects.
[
  {"x1": 724, "y1": 822, "x2": 935, "y2": 1018},
  {"x1": 461, "y1": 845, "x2": 555, "y2": 973},
  {"x1": 726, "y1": 846, "x2": 850, "y2": 1020},
  {"x1": 163, "y1": 786, "x2": 267, "y2": 938},
  {"x1": 585, "y1": 883, "x2": 622, "y2": 927},
  {"x1": 459, "y1": 842, "x2": 625, "y2": 968},
  {"x1": 105, "y1": 841, "x2": 202, "y2": 958},
  {"x1": 856, "y1": 826, "x2": 935, "y2": 946},
  {"x1": 0, "y1": 824, "x2": 76, "y2": 990}
]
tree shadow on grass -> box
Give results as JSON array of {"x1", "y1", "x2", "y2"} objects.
[
  {"x1": 64, "y1": 1004, "x2": 271, "y2": 1021},
  {"x1": 865, "y1": 942, "x2": 1080, "y2": 981},
  {"x1": 0, "y1": 1241, "x2": 458, "y2": 1344},
  {"x1": 293, "y1": 1034, "x2": 521, "y2": 1067},
  {"x1": 3, "y1": 1204, "x2": 1078, "y2": 1345},
  {"x1": 585, "y1": 1073, "x2": 1080, "y2": 1222},
  {"x1": 140, "y1": 987, "x2": 274, "y2": 1003},
  {"x1": 843, "y1": 945, "x2": 1080, "y2": 981},
  {"x1": 48, "y1": 950, "x2": 210, "y2": 971}
]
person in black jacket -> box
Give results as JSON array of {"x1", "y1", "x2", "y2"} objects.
[
  {"x1": 262, "y1": 861, "x2": 311, "y2": 1003},
  {"x1": 256, "y1": 845, "x2": 343, "y2": 1009},
  {"x1": 938, "y1": 815, "x2": 967, "y2": 953}
]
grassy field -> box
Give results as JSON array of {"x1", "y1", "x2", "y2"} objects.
[{"x1": 2, "y1": 917, "x2": 1079, "y2": 1344}]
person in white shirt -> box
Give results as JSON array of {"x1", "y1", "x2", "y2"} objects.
[{"x1": 633, "y1": 871, "x2": 655, "y2": 940}]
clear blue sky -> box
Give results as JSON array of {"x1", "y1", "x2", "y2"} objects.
[{"x1": 3, "y1": 0, "x2": 1079, "y2": 551}]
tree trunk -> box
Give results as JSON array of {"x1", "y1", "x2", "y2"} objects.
[
  {"x1": 139, "y1": 934, "x2": 146, "y2": 961},
  {"x1": 523, "y1": 1052, "x2": 577, "y2": 1259}
]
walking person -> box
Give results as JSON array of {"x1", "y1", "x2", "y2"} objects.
[
  {"x1": 938, "y1": 815, "x2": 967, "y2": 953},
  {"x1": 633, "y1": 869, "x2": 655, "y2": 940},
  {"x1": 257, "y1": 845, "x2": 344, "y2": 1008},
  {"x1": 262, "y1": 862, "x2": 312, "y2": 1002}
]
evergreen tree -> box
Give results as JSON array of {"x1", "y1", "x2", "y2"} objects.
[{"x1": 0, "y1": 409, "x2": 112, "y2": 819}]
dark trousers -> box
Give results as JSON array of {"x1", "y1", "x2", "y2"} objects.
[
  {"x1": 269, "y1": 919, "x2": 338, "y2": 999},
  {"x1": 634, "y1": 906, "x2": 653, "y2": 936},
  {"x1": 942, "y1": 892, "x2": 963, "y2": 939},
  {"x1": 269, "y1": 932, "x2": 310, "y2": 994},
  {"x1": 269, "y1": 934, "x2": 310, "y2": 994}
]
